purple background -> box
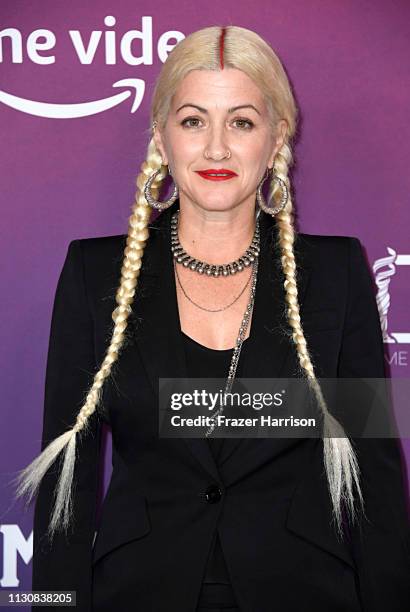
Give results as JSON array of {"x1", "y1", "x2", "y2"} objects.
[{"x1": 1, "y1": 0, "x2": 409, "y2": 599}]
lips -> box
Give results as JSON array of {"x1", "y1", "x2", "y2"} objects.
[{"x1": 195, "y1": 168, "x2": 238, "y2": 181}]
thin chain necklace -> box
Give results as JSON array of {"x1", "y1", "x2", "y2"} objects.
[
  {"x1": 206, "y1": 257, "x2": 258, "y2": 437},
  {"x1": 170, "y1": 209, "x2": 260, "y2": 437},
  {"x1": 174, "y1": 261, "x2": 253, "y2": 312}
]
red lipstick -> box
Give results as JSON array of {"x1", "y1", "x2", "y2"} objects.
[{"x1": 195, "y1": 168, "x2": 238, "y2": 181}]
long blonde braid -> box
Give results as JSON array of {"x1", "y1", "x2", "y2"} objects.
[
  {"x1": 12, "y1": 139, "x2": 163, "y2": 539},
  {"x1": 273, "y1": 143, "x2": 364, "y2": 536}
]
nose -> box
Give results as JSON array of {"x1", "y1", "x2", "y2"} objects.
[{"x1": 204, "y1": 124, "x2": 229, "y2": 161}]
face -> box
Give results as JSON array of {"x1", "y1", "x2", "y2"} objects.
[{"x1": 153, "y1": 68, "x2": 287, "y2": 212}]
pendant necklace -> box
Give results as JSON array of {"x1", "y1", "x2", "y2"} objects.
[{"x1": 171, "y1": 210, "x2": 260, "y2": 436}]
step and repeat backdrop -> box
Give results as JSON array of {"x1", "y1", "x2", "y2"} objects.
[{"x1": 1, "y1": 0, "x2": 409, "y2": 602}]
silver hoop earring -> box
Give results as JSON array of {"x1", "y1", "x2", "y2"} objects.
[
  {"x1": 256, "y1": 166, "x2": 289, "y2": 216},
  {"x1": 144, "y1": 166, "x2": 179, "y2": 211}
]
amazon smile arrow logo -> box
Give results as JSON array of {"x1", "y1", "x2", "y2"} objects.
[{"x1": 0, "y1": 78, "x2": 145, "y2": 118}]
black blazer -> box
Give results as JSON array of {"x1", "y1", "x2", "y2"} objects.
[{"x1": 32, "y1": 199, "x2": 410, "y2": 612}]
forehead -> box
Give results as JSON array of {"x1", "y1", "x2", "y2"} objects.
[{"x1": 171, "y1": 68, "x2": 266, "y2": 109}]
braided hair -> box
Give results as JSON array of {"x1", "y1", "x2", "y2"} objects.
[{"x1": 13, "y1": 25, "x2": 363, "y2": 541}]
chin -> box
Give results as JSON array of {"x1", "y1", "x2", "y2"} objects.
[{"x1": 191, "y1": 192, "x2": 239, "y2": 212}]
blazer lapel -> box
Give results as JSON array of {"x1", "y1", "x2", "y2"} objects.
[
  {"x1": 217, "y1": 211, "x2": 312, "y2": 465},
  {"x1": 127, "y1": 199, "x2": 311, "y2": 483},
  {"x1": 127, "y1": 200, "x2": 220, "y2": 482}
]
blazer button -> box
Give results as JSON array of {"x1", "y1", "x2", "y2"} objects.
[{"x1": 204, "y1": 484, "x2": 222, "y2": 503}]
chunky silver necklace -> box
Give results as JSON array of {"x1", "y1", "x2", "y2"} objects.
[
  {"x1": 170, "y1": 210, "x2": 260, "y2": 437},
  {"x1": 171, "y1": 209, "x2": 260, "y2": 276}
]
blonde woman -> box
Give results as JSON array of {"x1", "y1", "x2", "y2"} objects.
[{"x1": 15, "y1": 25, "x2": 409, "y2": 612}]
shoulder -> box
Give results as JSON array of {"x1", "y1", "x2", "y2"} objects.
[
  {"x1": 65, "y1": 215, "x2": 163, "y2": 300},
  {"x1": 69, "y1": 233, "x2": 128, "y2": 266},
  {"x1": 295, "y1": 231, "x2": 361, "y2": 250},
  {"x1": 290, "y1": 232, "x2": 373, "y2": 313},
  {"x1": 288, "y1": 233, "x2": 370, "y2": 308},
  {"x1": 293, "y1": 231, "x2": 363, "y2": 270},
  {"x1": 61, "y1": 235, "x2": 128, "y2": 307}
]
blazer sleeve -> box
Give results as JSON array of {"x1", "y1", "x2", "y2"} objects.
[
  {"x1": 337, "y1": 237, "x2": 410, "y2": 612},
  {"x1": 31, "y1": 240, "x2": 103, "y2": 611}
]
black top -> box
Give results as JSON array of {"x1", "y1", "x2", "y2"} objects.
[{"x1": 181, "y1": 330, "x2": 250, "y2": 585}]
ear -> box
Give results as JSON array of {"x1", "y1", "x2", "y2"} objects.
[
  {"x1": 268, "y1": 119, "x2": 288, "y2": 169},
  {"x1": 153, "y1": 126, "x2": 168, "y2": 165}
]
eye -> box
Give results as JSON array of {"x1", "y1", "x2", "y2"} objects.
[
  {"x1": 232, "y1": 118, "x2": 254, "y2": 130},
  {"x1": 181, "y1": 117, "x2": 203, "y2": 128}
]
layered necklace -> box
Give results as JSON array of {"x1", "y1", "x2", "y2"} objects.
[{"x1": 171, "y1": 209, "x2": 260, "y2": 436}]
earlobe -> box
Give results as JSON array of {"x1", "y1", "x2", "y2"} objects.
[
  {"x1": 156, "y1": 146, "x2": 168, "y2": 166},
  {"x1": 278, "y1": 120, "x2": 288, "y2": 147},
  {"x1": 272, "y1": 120, "x2": 287, "y2": 157},
  {"x1": 153, "y1": 132, "x2": 168, "y2": 165}
]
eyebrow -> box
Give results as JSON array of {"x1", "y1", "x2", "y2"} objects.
[{"x1": 175, "y1": 103, "x2": 261, "y2": 116}]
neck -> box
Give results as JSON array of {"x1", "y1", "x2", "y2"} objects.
[{"x1": 176, "y1": 198, "x2": 259, "y2": 265}]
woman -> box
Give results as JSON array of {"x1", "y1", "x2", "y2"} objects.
[{"x1": 14, "y1": 25, "x2": 409, "y2": 612}]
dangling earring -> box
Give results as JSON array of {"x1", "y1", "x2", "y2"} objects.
[
  {"x1": 143, "y1": 165, "x2": 179, "y2": 211},
  {"x1": 256, "y1": 166, "x2": 288, "y2": 216}
]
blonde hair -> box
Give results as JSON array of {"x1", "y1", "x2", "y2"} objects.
[{"x1": 13, "y1": 25, "x2": 363, "y2": 541}]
